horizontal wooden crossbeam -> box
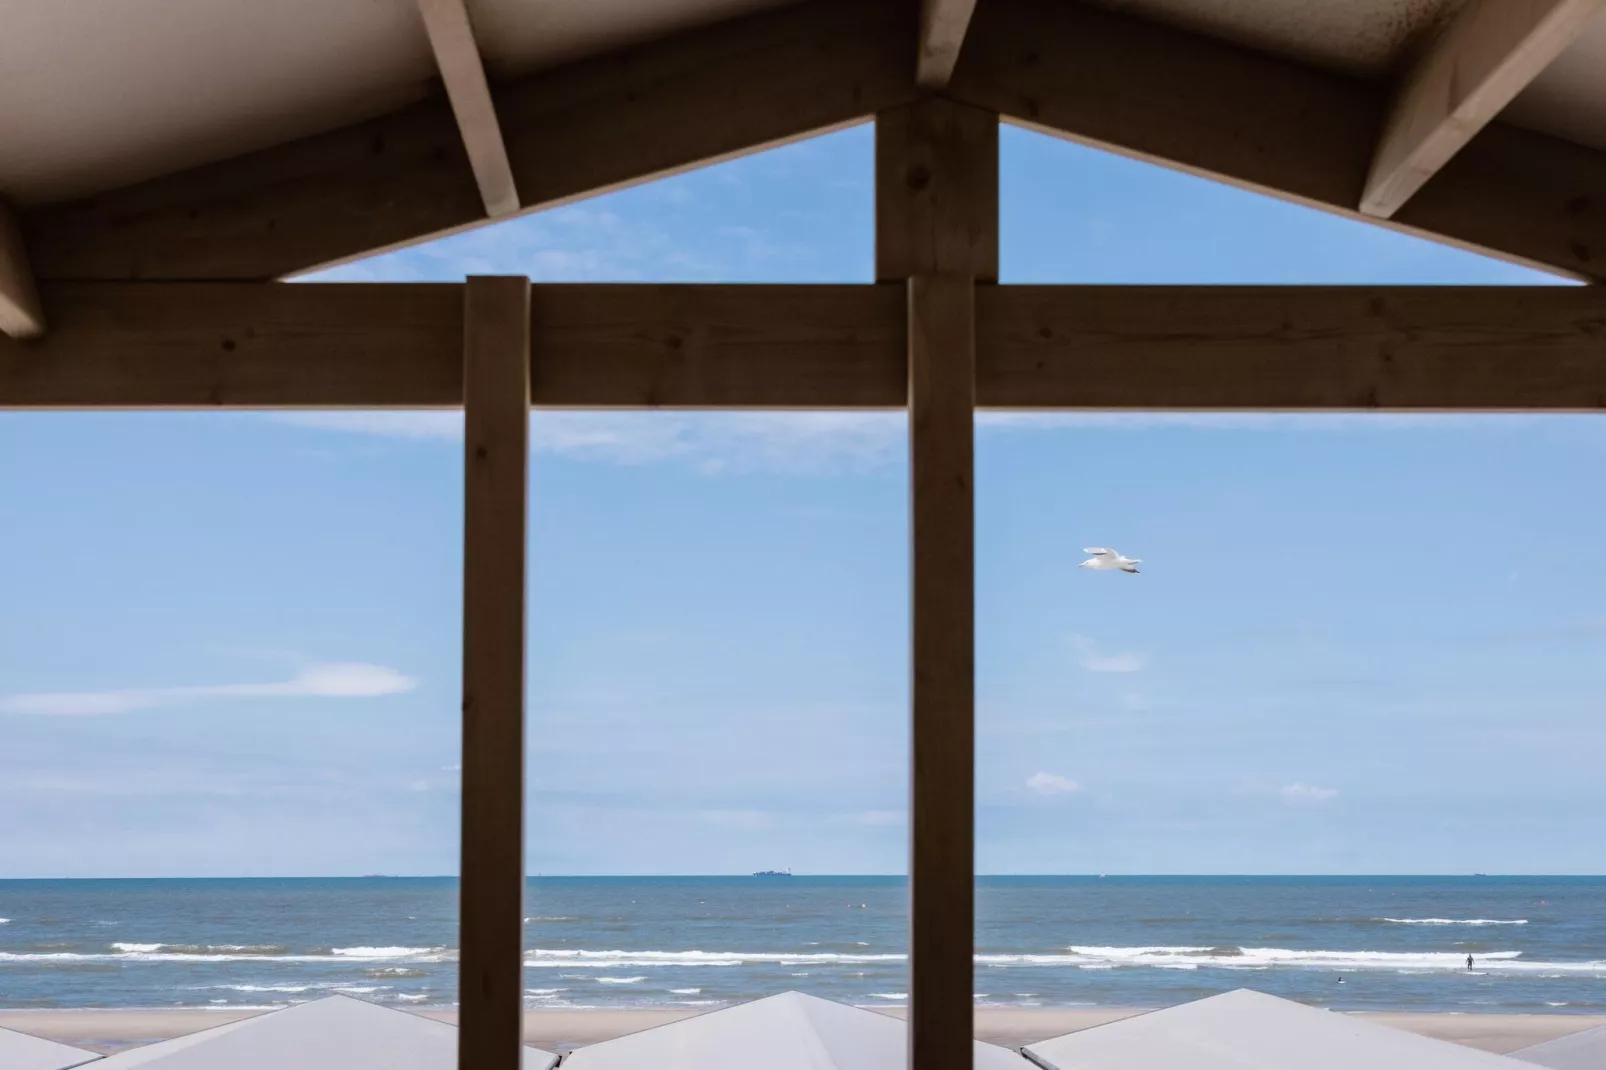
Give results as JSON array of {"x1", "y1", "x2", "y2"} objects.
[{"x1": 3, "y1": 282, "x2": 1603, "y2": 411}]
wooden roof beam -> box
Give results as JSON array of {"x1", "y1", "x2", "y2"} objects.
[
  {"x1": 917, "y1": 0, "x2": 980, "y2": 88},
  {"x1": 7, "y1": 282, "x2": 1606, "y2": 411},
  {"x1": 945, "y1": 0, "x2": 1606, "y2": 280},
  {"x1": 1362, "y1": 0, "x2": 1606, "y2": 218},
  {"x1": 416, "y1": 0, "x2": 520, "y2": 217},
  {"x1": 23, "y1": 0, "x2": 917, "y2": 282},
  {"x1": 0, "y1": 198, "x2": 44, "y2": 338}
]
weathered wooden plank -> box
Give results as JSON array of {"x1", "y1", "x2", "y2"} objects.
[
  {"x1": 0, "y1": 283, "x2": 903, "y2": 409},
  {"x1": 0, "y1": 198, "x2": 44, "y2": 338},
  {"x1": 876, "y1": 99, "x2": 999, "y2": 281},
  {"x1": 1362, "y1": 0, "x2": 1605, "y2": 218},
  {"x1": 6, "y1": 282, "x2": 1606, "y2": 411},
  {"x1": 25, "y1": 0, "x2": 917, "y2": 282},
  {"x1": 977, "y1": 285, "x2": 1606, "y2": 410},
  {"x1": 879, "y1": 95, "x2": 992, "y2": 1070},
  {"x1": 917, "y1": 0, "x2": 981, "y2": 89},
  {"x1": 529, "y1": 283, "x2": 905, "y2": 408},
  {"x1": 417, "y1": 0, "x2": 520, "y2": 217},
  {"x1": 946, "y1": 0, "x2": 1606, "y2": 280},
  {"x1": 0, "y1": 283, "x2": 464, "y2": 408},
  {"x1": 905, "y1": 275, "x2": 977, "y2": 1070},
  {"x1": 458, "y1": 275, "x2": 530, "y2": 1070}
]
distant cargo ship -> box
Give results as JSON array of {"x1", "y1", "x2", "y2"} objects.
[{"x1": 752, "y1": 869, "x2": 792, "y2": 877}]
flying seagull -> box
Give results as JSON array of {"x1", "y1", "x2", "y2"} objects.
[{"x1": 1080, "y1": 547, "x2": 1141, "y2": 574}]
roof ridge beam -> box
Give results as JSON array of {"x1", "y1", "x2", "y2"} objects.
[
  {"x1": 1362, "y1": 0, "x2": 1606, "y2": 218},
  {"x1": 416, "y1": 0, "x2": 520, "y2": 217}
]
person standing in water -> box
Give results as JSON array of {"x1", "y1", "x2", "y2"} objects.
[{"x1": 1467, "y1": 954, "x2": 1474, "y2": 970}]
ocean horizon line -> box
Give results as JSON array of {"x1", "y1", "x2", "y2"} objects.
[{"x1": 3, "y1": 872, "x2": 1603, "y2": 882}]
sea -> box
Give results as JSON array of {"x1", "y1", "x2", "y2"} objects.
[{"x1": 1, "y1": 876, "x2": 1602, "y2": 1014}]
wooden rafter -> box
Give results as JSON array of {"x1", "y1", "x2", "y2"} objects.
[
  {"x1": 416, "y1": 0, "x2": 520, "y2": 217},
  {"x1": 0, "y1": 198, "x2": 44, "y2": 338},
  {"x1": 1362, "y1": 0, "x2": 1606, "y2": 218},
  {"x1": 6, "y1": 283, "x2": 1606, "y2": 411},
  {"x1": 917, "y1": 0, "x2": 980, "y2": 88},
  {"x1": 23, "y1": 0, "x2": 915, "y2": 282},
  {"x1": 945, "y1": 0, "x2": 1606, "y2": 280}
]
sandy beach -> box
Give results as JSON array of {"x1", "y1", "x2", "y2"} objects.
[{"x1": 5, "y1": 1006, "x2": 1602, "y2": 1056}]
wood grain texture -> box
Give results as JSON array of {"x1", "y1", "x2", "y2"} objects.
[
  {"x1": 1362, "y1": 0, "x2": 1605, "y2": 218},
  {"x1": 7, "y1": 282, "x2": 1605, "y2": 411},
  {"x1": 417, "y1": 0, "x2": 520, "y2": 217},
  {"x1": 529, "y1": 283, "x2": 905, "y2": 408},
  {"x1": 977, "y1": 285, "x2": 1606, "y2": 410},
  {"x1": 25, "y1": 0, "x2": 916, "y2": 282},
  {"x1": 0, "y1": 198, "x2": 44, "y2": 338},
  {"x1": 876, "y1": 99, "x2": 999, "y2": 281},
  {"x1": 918, "y1": 0, "x2": 981, "y2": 88},
  {"x1": 946, "y1": 0, "x2": 1606, "y2": 280},
  {"x1": 907, "y1": 274, "x2": 977, "y2": 1070},
  {"x1": 458, "y1": 276, "x2": 530, "y2": 1070},
  {"x1": 0, "y1": 283, "x2": 463, "y2": 408},
  {"x1": 881, "y1": 91, "x2": 993, "y2": 1070}
]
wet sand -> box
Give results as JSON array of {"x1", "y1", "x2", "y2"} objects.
[{"x1": 3, "y1": 1006, "x2": 1602, "y2": 1056}]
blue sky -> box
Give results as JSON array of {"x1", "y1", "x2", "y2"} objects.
[{"x1": 3, "y1": 126, "x2": 1603, "y2": 878}]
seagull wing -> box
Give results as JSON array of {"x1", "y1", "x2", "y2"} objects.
[{"x1": 1082, "y1": 548, "x2": 1115, "y2": 557}]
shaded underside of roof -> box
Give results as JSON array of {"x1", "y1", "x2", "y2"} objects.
[{"x1": 4, "y1": 0, "x2": 1605, "y2": 209}]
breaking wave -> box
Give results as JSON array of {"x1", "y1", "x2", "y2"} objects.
[{"x1": 1378, "y1": 918, "x2": 1529, "y2": 926}]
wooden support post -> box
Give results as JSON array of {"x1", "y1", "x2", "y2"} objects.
[
  {"x1": 877, "y1": 97, "x2": 996, "y2": 1070},
  {"x1": 459, "y1": 275, "x2": 531, "y2": 1070}
]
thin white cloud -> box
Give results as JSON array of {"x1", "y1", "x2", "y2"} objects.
[
  {"x1": 270, "y1": 410, "x2": 1595, "y2": 476},
  {"x1": 1068, "y1": 634, "x2": 1144, "y2": 673},
  {"x1": 1281, "y1": 782, "x2": 1339, "y2": 805},
  {"x1": 1026, "y1": 771, "x2": 1082, "y2": 796},
  {"x1": 1, "y1": 662, "x2": 416, "y2": 716},
  {"x1": 274, "y1": 412, "x2": 903, "y2": 474}
]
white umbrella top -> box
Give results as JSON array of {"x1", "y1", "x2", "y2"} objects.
[
  {"x1": 1511, "y1": 1022, "x2": 1606, "y2": 1070},
  {"x1": 88, "y1": 996, "x2": 556, "y2": 1070},
  {"x1": 562, "y1": 990, "x2": 1026, "y2": 1070},
  {"x1": 0, "y1": 1023, "x2": 101, "y2": 1070},
  {"x1": 1024, "y1": 988, "x2": 1529, "y2": 1070}
]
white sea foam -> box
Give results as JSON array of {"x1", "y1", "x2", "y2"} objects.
[
  {"x1": 669, "y1": 988, "x2": 701, "y2": 995},
  {"x1": 1379, "y1": 918, "x2": 1528, "y2": 926},
  {"x1": 868, "y1": 993, "x2": 907, "y2": 1000},
  {"x1": 596, "y1": 976, "x2": 647, "y2": 984},
  {"x1": 331, "y1": 946, "x2": 440, "y2": 958},
  {"x1": 0, "y1": 918, "x2": 9, "y2": 924},
  {"x1": 396, "y1": 994, "x2": 430, "y2": 1002}
]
